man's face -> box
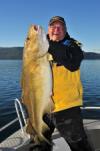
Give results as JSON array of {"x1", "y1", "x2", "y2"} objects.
[{"x1": 48, "y1": 21, "x2": 66, "y2": 41}]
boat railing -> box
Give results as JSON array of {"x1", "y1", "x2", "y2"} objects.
[
  {"x1": 0, "y1": 98, "x2": 28, "y2": 135},
  {"x1": 0, "y1": 99, "x2": 100, "y2": 134},
  {"x1": 14, "y1": 98, "x2": 27, "y2": 134},
  {"x1": 82, "y1": 106, "x2": 100, "y2": 110},
  {"x1": 0, "y1": 118, "x2": 18, "y2": 132}
]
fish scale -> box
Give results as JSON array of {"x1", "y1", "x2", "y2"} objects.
[{"x1": 21, "y1": 25, "x2": 54, "y2": 144}]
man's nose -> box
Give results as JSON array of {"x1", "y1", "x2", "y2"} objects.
[{"x1": 54, "y1": 26, "x2": 60, "y2": 32}]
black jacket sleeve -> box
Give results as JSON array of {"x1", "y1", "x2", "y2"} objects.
[{"x1": 48, "y1": 40, "x2": 84, "y2": 72}]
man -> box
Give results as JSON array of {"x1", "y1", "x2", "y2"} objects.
[{"x1": 46, "y1": 16, "x2": 94, "y2": 151}]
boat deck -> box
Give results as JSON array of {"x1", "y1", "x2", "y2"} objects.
[
  {"x1": 0, "y1": 128, "x2": 70, "y2": 151},
  {"x1": 1, "y1": 119, "x2": 100, "y2": 151}
]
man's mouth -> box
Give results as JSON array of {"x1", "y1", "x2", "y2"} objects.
[{"x1": 53, "y1": 33, "x2": 59, "y2": 36}]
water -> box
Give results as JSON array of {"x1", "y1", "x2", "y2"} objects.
[
  {"x1": 0, "y1": 60, "x2": 22, "y2": 127},
  {"x1": 0, "y1": 60, "x2": 100, "y2": 141},
  {"x1": 81, "y1": 60, "x2": 100, "y2": 105}
]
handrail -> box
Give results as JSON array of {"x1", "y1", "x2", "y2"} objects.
[
  {"x1": 15, "y1": 98, "x2": 27, "y2": 125},
  {"x1": 0, "y1": 118, "x2": 18, "y2": 132},
  {"x1": 82, "y1": 106, "x2": 100, "y2": 109},
  {"x1": 0, "y1": 98, "x2": 28, "y2": 134},
  {"x1": 14, "y1": 98, "x2": 27, "y2": 134},
  {"x1": 0, "y1": 105, "x2": 100, "y2": 133}
]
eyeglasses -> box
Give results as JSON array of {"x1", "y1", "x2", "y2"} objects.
[{"x1": 49, "y1": 25, "x2": 64, "y2": 30}]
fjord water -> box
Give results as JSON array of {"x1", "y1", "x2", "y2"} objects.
[{"x1": 0, "y1": 60, "x2": 100, "y2": 141}]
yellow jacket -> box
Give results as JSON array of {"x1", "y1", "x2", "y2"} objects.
[
  {"x1": 47, "y1": 36, "x2": 84, "y2": 112},
  {"x1": 52, "y1": 63, "x2": 83, "y2": 112}
]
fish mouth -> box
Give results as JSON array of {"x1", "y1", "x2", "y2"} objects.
[{"x1": 33, "y1": 25, "x2": 40, "y2": 32}]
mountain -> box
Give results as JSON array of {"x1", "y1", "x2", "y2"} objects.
[
  {"x1": 0, "y1": 47, "x2": 100, "y2": 60},
  {"x1": 83, "y1": 51, "x2": 100, "y2": 59},
  {"x1": 0, "y1": 47, "x2": 23, "y2": 59}
]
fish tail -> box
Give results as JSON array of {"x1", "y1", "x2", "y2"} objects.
[
  {"x1": 38, "y1": 121, "x2": 52, "y2": 145},
  {"x1": 39, "y1": 133, "x2": 53, "y2": 145}
]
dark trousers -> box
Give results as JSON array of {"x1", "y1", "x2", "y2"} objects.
[
  {"x1": 53, "y1": 107, "x2": 94, "y2": 151},
  {"x1": 43, "y1": 106, "x2": 94, "y2": 151}
]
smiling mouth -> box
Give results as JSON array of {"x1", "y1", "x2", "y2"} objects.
[{"x1": 53, "y1": 33, "x2": 59, "y2": 36}]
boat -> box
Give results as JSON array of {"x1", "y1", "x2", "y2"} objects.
[{"x1": 0, "y1": 98, "x2": 100, "y2": 151}]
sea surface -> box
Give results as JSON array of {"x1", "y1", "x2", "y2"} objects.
[{"x1": 0, "y1": 60, "x2": 100, "y2": 141}]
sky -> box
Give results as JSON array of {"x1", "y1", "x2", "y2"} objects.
[{"x1": 0, "y1": 0, "x2": 100, "y2": 53}]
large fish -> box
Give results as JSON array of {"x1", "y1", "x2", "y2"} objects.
[{"x1": 21, "y1": 25, "x2": 54, "y2": 144}]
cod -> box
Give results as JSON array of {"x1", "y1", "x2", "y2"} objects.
[{"x1": 21, "y1": 25, "x2": 54, "y2": 144}]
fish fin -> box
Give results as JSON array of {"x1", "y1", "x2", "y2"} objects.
[
  {"x1": 35, "y1": 135, "x2": 54, "y2": 147},
  {"x1": 34, "y1": 132, "x2": 52, "y2": 145},
  {"x1": 38, "y1": 122, "x2": 52, "y2": 145},
  {"x1": 39, "y1": 133, "x2": 54, "y2": 146},
  {"x1": 42, "y1": 120, "x2": 50, "y2": 132},
  {"x1": 47, "y1": 53, "x2": 53, "y2": 61}
]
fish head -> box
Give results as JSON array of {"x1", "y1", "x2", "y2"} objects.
[
  {"x1": 24, "y1": 25, "x2": 49, "y2": 58},
  {"x1": 38, "y1": 25, "x2": 49, "y2": 55}
]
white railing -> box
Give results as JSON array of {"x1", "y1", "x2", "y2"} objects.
[
  {"x1": 14, "y1": 98, "x2": 27, "y2": 134},
  {"x1": 1, "y1": 100, "x2": 100, "y2": 134},
  {"x1": 82, "y1": 106, "x2": 100, "y2": 110},
  {"x1": 0, "y1": 118, "x2": 18, "y2": 132},
  {"x1": 0, "y1": 98, "x2": 27, "y2": 135}
]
